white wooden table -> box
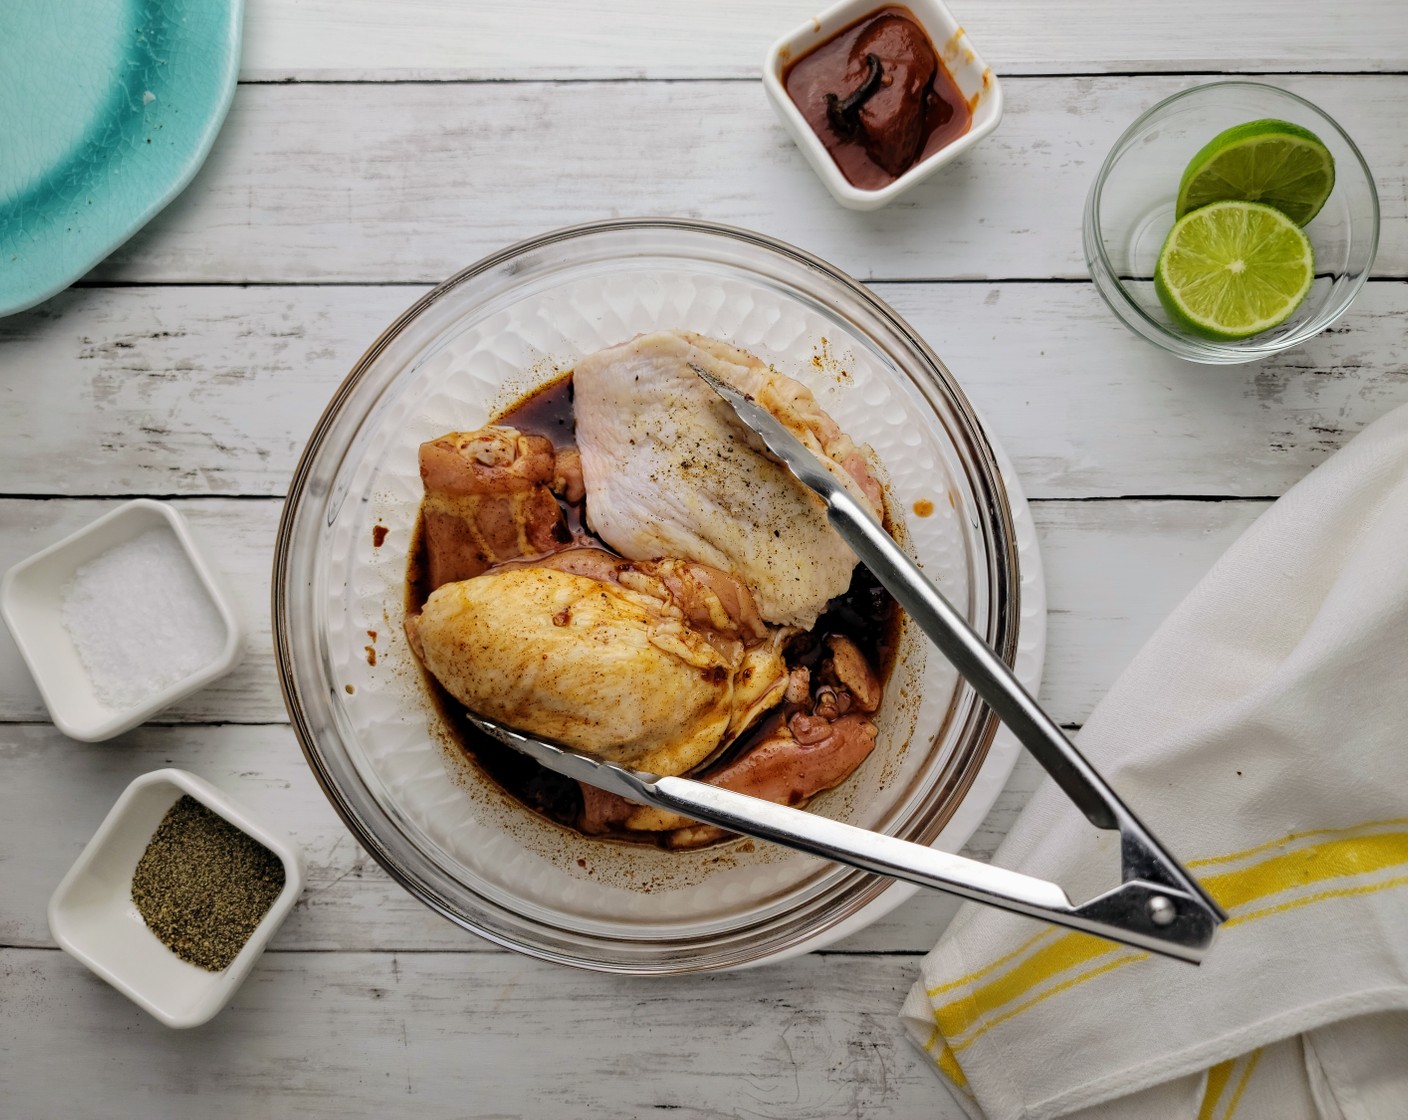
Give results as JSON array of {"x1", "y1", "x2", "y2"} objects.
[{"x1": 4, "y1": 3, "x2": 1406, "y2": 1115}]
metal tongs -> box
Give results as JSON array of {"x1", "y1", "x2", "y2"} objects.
[{"x1": 471, "y1": 368, "x2": 1227, "y2": 963}]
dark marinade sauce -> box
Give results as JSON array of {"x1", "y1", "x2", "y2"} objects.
[
  {"x1": 407, "y1": 373, "x2": 900, "y2": 844},
  {"x1": 783, "y1": 6, "x2": 972, "y2": 190}
]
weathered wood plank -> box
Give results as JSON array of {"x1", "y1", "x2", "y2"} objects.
[
  {"x1": 4, "y1": 946, "x2": 964, "y2": 1119},
  {"x1": 4, "y1": 283, "x2": 1404, "y2": 501},
  {"x1": 6, "y1": 10, "x2": 1399, "y2": 1115},
  {"x1": 86, "y1": 76, "x2": 1407, "y2": 284},
  {"x1": 0, "y1": 500, "x2": 1262, "y2": 954},
  {"x1": 0, "y1": 498, "x2": 1267, "y2": 727},
  {"x1": 0, "y1": 719, "x2": 1044, "y2": 954},
  {"x1": 1037, "y1": 500, "x2": 1265, "y2": 718},
  {"x1": 239, "y1": 0, "x2": 1408, "y2": 81}
]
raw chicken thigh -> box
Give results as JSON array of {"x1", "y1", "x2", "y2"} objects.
[
  {"x1": 573, "y1": 330, "x2": 884, "y2": 630},
  {"x1": 416, "y1": 427, "x2": 583, "y2": 588},
  {"x1": 580, "y1": 657, "x2": 881, "y2": 845}
]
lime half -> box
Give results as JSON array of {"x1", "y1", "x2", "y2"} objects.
[
  {"x1": 1154, "y1": 200, "x2": 1315, "y2": 340},
  {"x1": 1175, "y1": 119, "x2": 1335, "y2": 225}
]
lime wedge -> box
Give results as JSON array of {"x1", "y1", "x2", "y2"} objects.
[
  {"x1": 1154, "y1": 200, "x2": 1315, "y2": 339},
  {"x1": 1175, "y1": 119, "x2": 1335, "y2": 225}
]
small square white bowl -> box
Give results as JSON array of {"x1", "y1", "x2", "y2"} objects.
[
  {"x1": 763, "y1": 0, "x2": 1003, "y2": 210},
  {"x1": 48, "y1": 768, "x2": 304, "y2": 1028},
  {"x1": 0, "y1": 499, "x2": 244, "y2": 742}
]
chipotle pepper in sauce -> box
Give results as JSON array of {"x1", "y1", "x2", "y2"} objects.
[{"x1": 784, "y1": 7, "x2": 972, "y2": 190}]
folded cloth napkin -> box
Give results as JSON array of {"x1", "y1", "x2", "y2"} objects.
[{"x1": 901, "y1": 401, "x2": 1408, "y2": 1120}]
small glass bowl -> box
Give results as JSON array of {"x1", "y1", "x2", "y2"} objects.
[{"x1": 1083, "y1": 81, "x2": 1379, "y2": 364}]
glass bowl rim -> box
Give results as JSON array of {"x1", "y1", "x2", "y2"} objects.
[
  {"x1": 272, "y1": 216, "x2": 1023, "y2": 972},
  {"x1": 1084, "y1": 79, "x2": 1381, "y2": 363}
]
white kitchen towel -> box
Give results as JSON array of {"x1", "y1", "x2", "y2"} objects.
[{"x1": 901, "y1": 401, "x2": 1408, "y2": 1120}]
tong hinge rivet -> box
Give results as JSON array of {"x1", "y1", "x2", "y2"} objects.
[{"x1": 1146, "y1": 895, "x2": 1177, "y2": 927}]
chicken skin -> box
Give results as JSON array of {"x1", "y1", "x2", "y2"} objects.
[
  {"x1": 417, "y1": 426, "x2": 582, "y2": 588},
  {"x1": 409, "y1": 553, "x2": 788, "y2": 777},
  {"x1": 579, "y1": 709, "x2": 879, "y2": 842},
  {"x1": 407, "y1": 330, "x2": 894, "y2": 848},
  {"x1": 573, "y1": 330, "x2": 884, "y2": 630},
  {"x1": 577, "y1": 646, "x2": 881, "y2": 842}
]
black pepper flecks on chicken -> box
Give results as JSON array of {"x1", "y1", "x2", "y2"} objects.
[
  {"x1": 572, "y1": 330, "x2": 884, "y2": 630},
  {"x1": 405, "y1": 333, "x2": 898, "y2": 849}
]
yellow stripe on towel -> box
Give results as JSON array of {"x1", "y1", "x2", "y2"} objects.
[
  {"x1": 1228, "y1": 870, "x2": 1408, "y2": 928},
  {"x1": 949, "y1": 949, "x2": 1148, "y2": 1054},
  {"x1": 1187, "y1": 817, "x2": 1408, "y2": 871},
  {"x1": 935, "y1": 1042, "x2": 972, "y2": 1095},
  {"x1": 1197, "y1": 1049, "x2": 1262, "y2": 1120},
  {"x1": 922, "y1": 825, "x2": 1381, "y2": 1007},
  {"x1": 1199, "y1": 830, "x2": 1408, "y2": 912},
  {"x1": 1197, "y1": 1058, "x2": 1237, "y2": 1120},
  {"x1": 933, "y1": 933, "x2": 1126, "y2": 1041},
  {"x1": 925, "y1": 825, "x2": 1408, "y2": 1049},
  {"x1": 1221, "y1": 1049, "x2": 1262, "y2": 1119},
  {"x1": 926, "y1": 928, "x2": 1057, "y2": 999}
]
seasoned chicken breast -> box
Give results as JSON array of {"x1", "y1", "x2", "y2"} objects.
[
  {"x1": 573, "y1": 330, "x2": 883, "y2": 629},
  {"x1": 410, "y1": 556, "x2": 788, "y2": 777},
  {"x1": 579, "y1": 708, "x2": 879, "y2": 840}
]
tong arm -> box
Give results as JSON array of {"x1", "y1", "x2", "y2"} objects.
[
  {"x1": 823, "y1": 485, "x2": 1225, "y2": 925},
  {"x1": 471, "y1": 719, "x2": 1219, "y2": 962}
]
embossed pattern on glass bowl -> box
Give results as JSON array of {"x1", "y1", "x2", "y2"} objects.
[{"x1": 274, "y1": 219, "x2": 1024, "y2": 973}]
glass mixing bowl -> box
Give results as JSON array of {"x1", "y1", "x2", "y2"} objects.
[
  {"x1": 1084, "y1": 81, "x2": 1379, "y2": 364},
  {"x1": 273, "y1": 219, "x2": 1022, "y2": 973}
]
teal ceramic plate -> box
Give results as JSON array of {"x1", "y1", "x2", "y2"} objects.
[{"x1": 0, "y1": 0, "x2": 242, "y2": 317}]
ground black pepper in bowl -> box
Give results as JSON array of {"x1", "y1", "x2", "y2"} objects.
[{"x1": 131, "y1": 795, "x2": 286, "y2": 972}]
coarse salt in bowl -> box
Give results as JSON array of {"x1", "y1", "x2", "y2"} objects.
[{"x1": 0, "y1": 499, "x2": 244, "y2": 741}]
